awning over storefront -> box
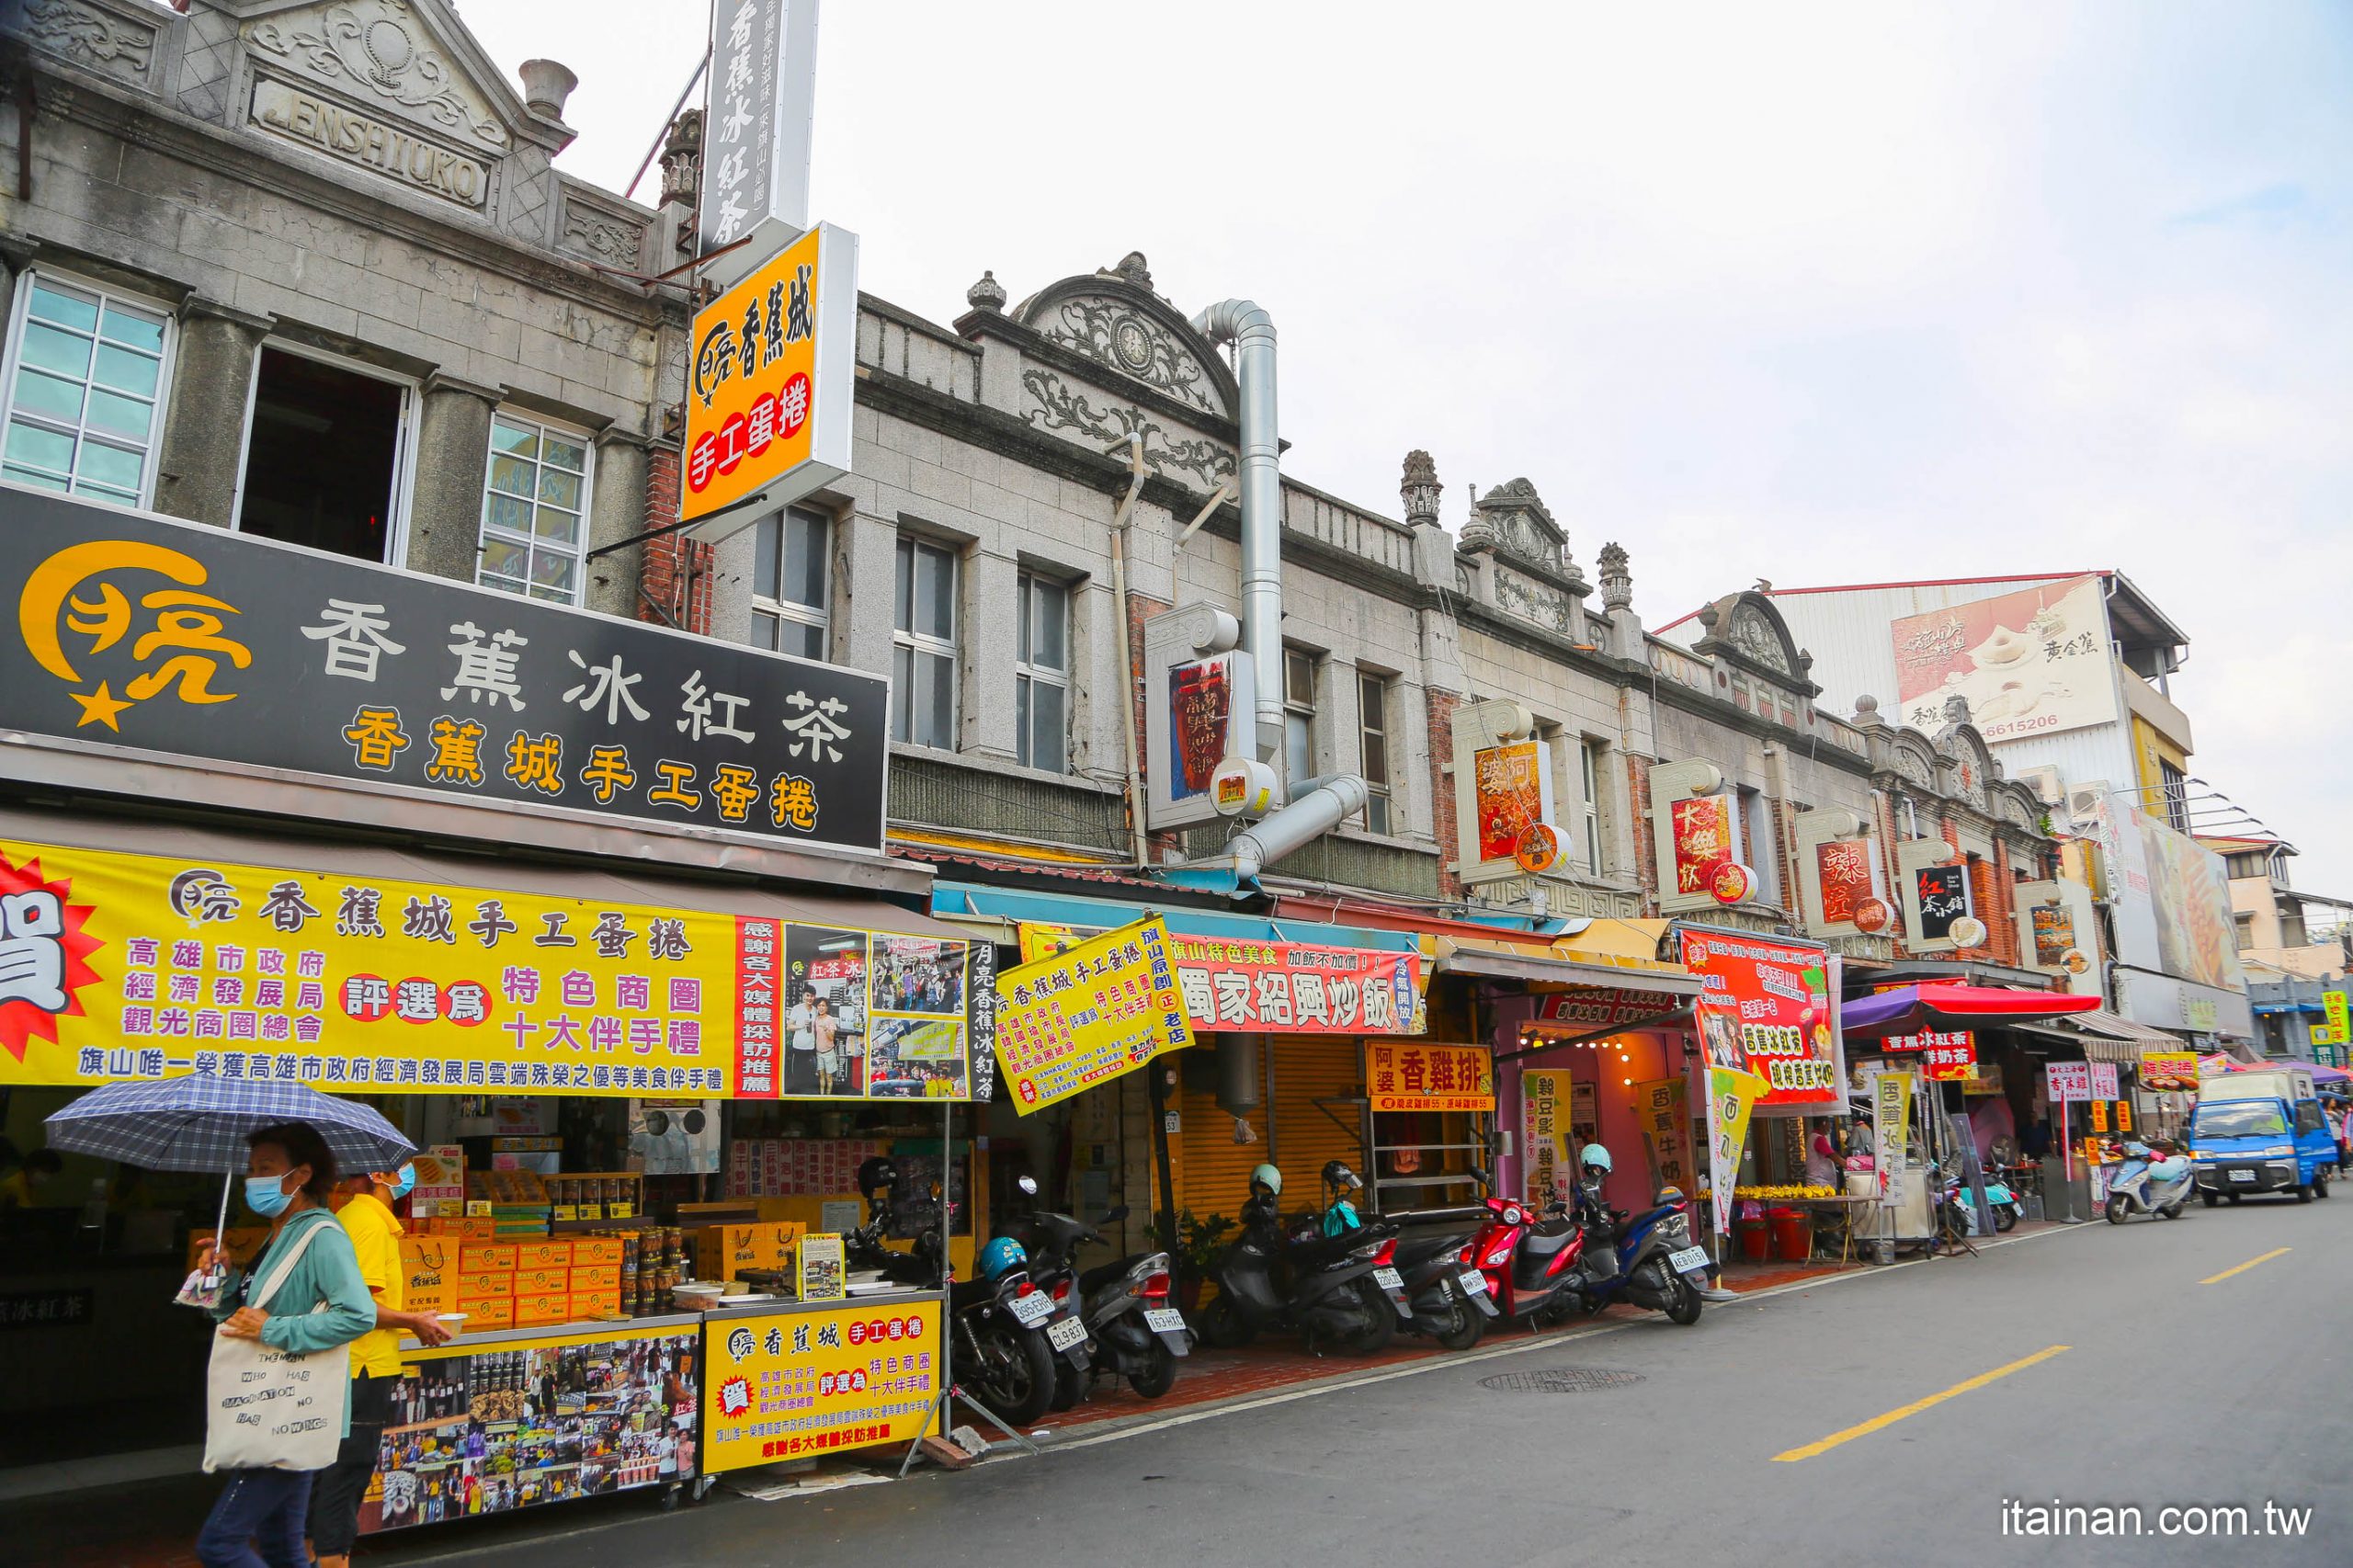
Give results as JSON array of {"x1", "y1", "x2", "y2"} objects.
[
  {"x1": 1841, "y1": 983, "x2": 2100, "y2": 1042},
  {"x1": 926, "y1": 881, "x2": 1417, "y2": 954},
  {"x1": 1432, "y1": 933, "x2": 1701, "y2": 994},
  {"x1": 2008, "y1": 1008, "x2": 2188, "y2": 1064}
]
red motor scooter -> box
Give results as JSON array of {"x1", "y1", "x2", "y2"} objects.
[{"x1": 1467, "y1": 1192, "x2": 1593, "y2": 1331}]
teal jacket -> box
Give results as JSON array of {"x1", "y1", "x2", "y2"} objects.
[{"x1": 213, "y1": 1207, "x2": 377, "y2": 1437}]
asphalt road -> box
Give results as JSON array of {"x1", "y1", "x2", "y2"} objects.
[{"x1": 394, "y1": 1196, "x2": 2351, "y2": 1568}]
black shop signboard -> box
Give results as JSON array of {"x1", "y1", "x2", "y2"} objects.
[
  {"x1": 0, "y1": 487, "x2": 887, "y2": 854},
  {"x1": 1913, "y1": 864, "x2": 1969, "y2": 942}
]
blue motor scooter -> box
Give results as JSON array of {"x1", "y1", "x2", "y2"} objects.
[
  {"x1": 2104, "y1": 1141, "x2": 2196, "y2": 1223},
  {"x1": 1563, "y1": 1177, "x2": 1711, "y2": 1325}
]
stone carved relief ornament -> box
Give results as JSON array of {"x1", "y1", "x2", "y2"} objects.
[
  {"x1": 250, "y1": 0, "x2": 507, "y2": 148},
  {"x1": 25, "y1": 0, "x2": 155, "y2": 72},
  {"x1": 1038, "y1": 296, "x2": 1221, "y2": 415},
  {"x1": 1020, "y1": 368, "x2": 1234, "y2": 491},
  {"x1": 1728, "y1": 606, "x2": 1794, "y2": 675}
]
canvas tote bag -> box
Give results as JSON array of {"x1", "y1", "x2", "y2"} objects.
[{"x1": 201, "y1": 1215, "x2": 353, "y2": 1472}]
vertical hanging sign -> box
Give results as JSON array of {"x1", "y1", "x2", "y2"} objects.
[{"x1": 699, "y1": 0, "x2": 820, "y2": 288}]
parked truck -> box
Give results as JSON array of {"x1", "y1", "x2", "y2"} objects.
[{"x1": 2188, "y1": 1066, "x2": 2339, "y2": 1205}]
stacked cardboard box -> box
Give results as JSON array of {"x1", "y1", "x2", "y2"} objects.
[{"x1": 694, "y1": 1221, "x2": 804, "y2": 1282}]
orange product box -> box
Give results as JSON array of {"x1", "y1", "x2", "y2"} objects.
[
  {"x1": 568, "y1": 1264, "x2": 620, "y2": 1293},
  {"x1": 515, "y1": 1239, "x2": 574, "y2": 1271},
  {"x1": 517, "y1": 1267, "x2": 569, "y2": 1297},
  {"x1": 454, "y1": 1270, "x2": 513, "y2": 1302},
  {"x1": 514, "y1": 1291, "x2": 570, "y2": 1325},
  {"x1": 459, "y1": 1297, "x2": 514, "y2": 1330},
  {"x1": 418, "y1": 1217, "x2": 495, "y2": 1242},
  {"x1": 572, "y1": 1237, "x2": 624, "y2": 1267},
  {"x1": 460, "y1": 1244, "x2": 517, "y2": 1272},
  {"x1": 400, "y1": 1238, "x2": 457, "y2": 1314},
  {"x1": 569, "y1": 1290, "x2": 619, "y2": 1320}
]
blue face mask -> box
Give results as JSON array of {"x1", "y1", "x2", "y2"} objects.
[
  {"x1": 244, "y1": 1173, "x2": 294, "y2": 1219},
  {"x1": 389, "y1": 1165, "x2": 416, "y2": 1199}
]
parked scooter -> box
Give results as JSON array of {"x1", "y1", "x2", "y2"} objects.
[
  {"x1": 998, "y1": 1176, "x2": 1189, "y2": 1404},
  {"x1": 1937, "y1": 1167, "x2": 2022, "y2": 1233},
  {"x1": 1465, "y1": 1187, "x2": 1593, "y2": 1331},
  {"x1": 1390, "y1": 1215, "x2": 1500, "y2": 1350},
  {"x1": 1559, "y1": 1146, "x2": 1709, "y2": 1325},
  {"x1": 848, "y1": 1158, "x2": 1059, "y2": 1425},
  {"x1": 1193, "y1": 1163, "x2": 1409, "y2": 1355},
  {"x1": 2102, "y1": 1140, "x2": 2196, "y2": 1224}
]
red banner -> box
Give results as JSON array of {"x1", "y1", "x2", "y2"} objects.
[
  {"x1": 1815, "y1": 836, "x2": 1875, "y2": 925},
  {"x1": 1166, "y1": 937, "x2": 1424, "y2": 1035},
  {"x1": 1677, "y1": 929, "x2": 1840, "y2": 1108}
]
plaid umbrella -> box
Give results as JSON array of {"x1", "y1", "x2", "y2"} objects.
[{"x1": 43, "y1": 1077, "x2": 417, "y2": 1176}]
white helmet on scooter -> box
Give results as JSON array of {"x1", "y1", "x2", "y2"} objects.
[
  {"x1": 1249, "y1": 1162, "x2": 1282, "y2": 1197},
  {"x1": 1579, "y1": 1143, "x2": 1613, "y2": 1175}
]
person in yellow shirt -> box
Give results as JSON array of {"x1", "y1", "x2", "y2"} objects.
[{"x1": 307, "y1": 1165, "x2": 449, "y2": 1568}]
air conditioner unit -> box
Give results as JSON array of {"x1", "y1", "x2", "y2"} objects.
[{"x1": 2064, "y1": 781, "x2": 2112, "y2": 828}]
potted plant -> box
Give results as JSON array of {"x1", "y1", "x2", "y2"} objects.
[{"x1": 1169, "y1": 1209, "x2": 1233, "y2": 1314}]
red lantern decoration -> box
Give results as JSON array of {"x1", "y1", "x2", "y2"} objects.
[
  {"x1": 1851, "y1": 896, "x2": 1893, "y2": 935},
  {"x1": 1514, "y1": 823, "x2": 1568, "y2": 876},
  {"x1": 1710, "y1": 861, "x2": 1756, "y2": 906}
]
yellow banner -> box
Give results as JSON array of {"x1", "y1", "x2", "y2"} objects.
[
  {"x1": 1705, "y1": 1064, "x2": 1769, "y2": 1235},
  {"x1": 701, "y1": 1300, "x2": 941, "y2": 1471},
  {"x1": 1366, "y1": 1042, "x2": 1494, "y2": 1112},
  {"x1": 2325, "y1": 990, "x2": 2348, "y2": 1045},
  {"x1": 0, "y1": 836, "x2": 967, "y2": 1100},
  {"x1": 1635, "y1": 1075, "x2": 1696, "y2": 1197},
  {"x1": 1522, "y1": 1069, "x2": 1572, "y2": 1207},
  {"x1": 992, "y1": 917, "x2": 1191, "y2": 1114}
]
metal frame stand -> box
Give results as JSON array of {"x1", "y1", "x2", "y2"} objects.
[{"x1": 897, "y1": 1098, "x2": 1041, "y2": 1476}]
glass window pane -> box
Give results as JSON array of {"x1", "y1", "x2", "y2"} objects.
[
  {"x1": 891, "y1": 644, "x2": 913, "y2": 742},
  {"x1": 751, "y1": 610, "x2": 779, "y2": 651},
  {"x1": 13, "y1": 369, "x2": 85, "y2": 425},
  {"x1": 98, "y1": 303, "x2": 166, "y2": 354},
  {"x1": 74, "y1": 438, "x2": 142, "y2": 492},
  {"x1": 1287, "y1": 651, "x2": 1313, "y2": 706},
  {"x1": 93, "y1": 342, "x2": 160, "y2": 399},
  {"x1": 21, "y1": 322, "x2": 93, "y2": 380},
  {"x1": 1363, "y1": 729, "x2": 1387, "y2": 780},
  {"x1": 530, "y1": 551, "x2": 575, "y2": 597},
  {"x1": 1032, "y1": 580, "x2": 1067, "y2": 671},
  {"x1": 484, "y1": 492, "x2": 531, "y2": 538},
  {"x1": 784, "y1": 512, "x2": 824, "y2": 608},
  {"x1": 491, "y1": 419, "x2": 539, "y2": 459},
  {"x1": 85, "y1": 387, "x2": 152, "y2": 442},
  {"x1": 918, "y1": 650, "x2": 954, "y2": 748},
  {"x1": 537, "y1": 467, "x2": 581, "y2": 511},
  {"x1": 28, "y1": 282, "x2": 98, "y2": 334},
  {"x1": 529, "y1": 584, "x2": 572, "y2": 603},
  {"x1": 1015, "y1": 675, "x2": 1032, "y2": 768},
  {"x1": 2, "y1": 461, "x2": 70, "y2": 492},
  {"x1": 1016, "y1": 577, "x2": 1033, "y2": 665},
  {"x1": 533, "y1": 506, "x2": 578, "y2": 547},
  {"x1": 1030, "y1": 679, "x2": 1066, "y2": 772},
  {"x1": 916, "y1": 544, "x2": 954, "y2": 640},
  {"x1": 755, "y1": 517, "x2": 779, "y2": 598},
  {"x1": 480, "y1": 537, "x2": 528, "y2": 579},
  {"x1": 73, "y1": 480, "x2": 138, "y2": 506},
  {"x1": 481, "y1": 574, "x2": 527, "y2": 599},
  {"x1": 894, "y1": 539, "x2": 913, "y2": 632},
  {"x1": 1286, "y1": 712, "x2": 1312, "y2": 786},
  {"x1": 1359, "y1": 675, "x2": 1384, "y2": 732},
  {"x1": 1365, "y1": 794, "x2": 1391, "y2": 835},
  {"x1": 488, "y1": 454, "x2": 536, "y2": 497},
  {"x1": 786, "y1": 619, "x2": 824, "y2": 661},
  {"x1": 544, "y1": 435, "x2": 586, "y2": 472},
  {"x1": 5, "y1": 421, "x2": 74, "y2": 474}
]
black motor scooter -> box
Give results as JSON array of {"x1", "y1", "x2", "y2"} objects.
[
  {"x1": 1193, "y1": 1169, "x2": 1405, "y2": 1355},
  {"x1": 1387, "y1": 1209, "x2": 1500, "y2": 1350}
]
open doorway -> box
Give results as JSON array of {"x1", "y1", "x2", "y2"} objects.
[{"x1": 235, "y1": 347, "x2": 406, "y2": 563}]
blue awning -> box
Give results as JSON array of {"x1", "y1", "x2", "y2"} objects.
[{"x1": 927, "y1": 881, "x2": 1417, "y2": 953}]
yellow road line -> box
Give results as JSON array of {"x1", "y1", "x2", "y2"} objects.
[
  {"x1": 2200, "y1": 1246, "x2": 2290, "y2": 1285},
  {"x1": 1772, "y1": 1346, "x2": 2071, "y2": 1462}
]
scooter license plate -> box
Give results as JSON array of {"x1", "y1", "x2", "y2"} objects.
[
  {"x1": 1666, "y1": 1244, "x2": 1711, "y2": 1276},
  {"x1": 1006, "y1": 1291, "x2": 1054, "y2": 1327},
  {"x1": 1142, "y1": 1308, "x2": 1188, "y2": 1335},
  {"x1": 1047, "y1": 1316, "x2": 1088, "y2": 1353},
  {"x1": 1372, "y1": 1267, "x2": 1404, "y2": 1290},
  {"x1": 1459, "y1": 1270, "x2": 1489, "y2": 1295},
  {"x1": 2228, "y1": 1169, "x2": 2256, "y2": 1184}
]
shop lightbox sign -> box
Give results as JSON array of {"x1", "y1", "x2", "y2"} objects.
[
  {"x1": 1017, "y1": 923, "x2": 1424, "y2": 1035},
  {"x1": 1449, "y1": 699, "x2": 1572, "y2": 889},
  {"x1": 698, "y1": 0, "x2": 820, "y2": 288},
  {"x1": 1141, "y1": 605, "x2": 1257, "y2": 832},
  {"x1": 681, "y1": 222, "x2": 858, "y2": 534},
  {"x1": 0, "y1": 490, "x2": 889, "y2": 855},
  {"x1": 0, "y1": 835, "x2": 981, "y2": 1101},
  {"x1": 1648, "y1": 761, "x2": 1756, "y2": 915},
  {"x1": 1366, "y1": 1043, "x2": 1494, "y2": 1113},
  {"x1": 992, "y1": 917, "x2": 1192, "y2": 1114}
]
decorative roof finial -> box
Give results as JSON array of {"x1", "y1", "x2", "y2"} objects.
[
  {"x1": 1597, "y1": 541, "x2": 1631, "y2": 611},
  {"x1": 1401, "y1": 449, "x2": 1441, "y2": 528},
  {"x1": 966, "y1": 270, "x2": 1006, "y2": 313},
  {"x1": 1853, "y1": 693, "x2": 1886, "y2": 730}
]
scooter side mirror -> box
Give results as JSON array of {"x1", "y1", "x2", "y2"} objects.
[
  {"x1": 1017, "y1": 1175, "x2": 1039, "y2": 1197},
  {"x1": 1101, "y1": 1204, "x2": 1131, "y2": 1223},
  {"x1": 1469, "y1": 1164, "x2": 1493, "y2": 1189}
]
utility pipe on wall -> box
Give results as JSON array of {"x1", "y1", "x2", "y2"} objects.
[
  {"x1": 1107, "y1": 433, "x2": 1152, "y2": 867},
  {"x1": 1190, "y1": 299, "x2": 1284, "y2": 763},
  {"x1": 1224, "y1": 774, "x2": 1370, "y2": 892}
]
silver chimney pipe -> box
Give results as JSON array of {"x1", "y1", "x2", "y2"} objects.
[
  {"x1": 1224, "y1": 774, "x2": 1370, "y2": 892},
  {"x1": 1190, "y1": 298, "x2": 1284, "y2": 762}
]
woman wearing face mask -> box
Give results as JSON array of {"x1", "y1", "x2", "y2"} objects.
[
  {"x1": 196, "y1": 1123, "x2": 376, "y2": 1568},
  {"x1": 307, "y1": 1162, "x2": 451, "y2": 1568}
]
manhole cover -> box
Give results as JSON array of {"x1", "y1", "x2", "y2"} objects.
[{"x1": 1478, "y1": 1367, "x2": 1647, "y2": 1393}]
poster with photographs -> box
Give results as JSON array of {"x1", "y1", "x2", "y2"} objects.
[
  {"x1": 865, "y1": 1017, "x2": 969, "y2": 1099},
  {"x1": 359, "y1": 1328, "x2": 698, "y2": 1536},
  {"x1": 797, "y1": 1233, "x2": 846, "y2": 1301},
  {"x1": 872, "y1": 936, "x2": 969, "y2": 1017},
  {"x1": 783, "y1": 926, "x2": 870, "y2": 1097},
  {"x1": 625, "y1": 1100, "x2": 721, "y2": 1176}
]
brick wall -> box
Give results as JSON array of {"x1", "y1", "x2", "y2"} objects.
[
  {"x1": 1628, "y1": 753, "x2": 1658, "y2": 908},
  {"x1": 634, "y1": 445, "x2": 711, "y2": 634},
  {"x1": 1425, "y1": 687, "x2": 1461, "y2": 898},
  {"x1": 1128, "y1": 590, "x2": 1177, "y2": 862}
]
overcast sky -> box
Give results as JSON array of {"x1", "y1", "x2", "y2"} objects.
[{"x1": 469, "y1": 3, "x2": 2352, "y2": 889}]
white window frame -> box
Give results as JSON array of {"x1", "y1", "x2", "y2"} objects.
[
  {"x1": 227, "y1": 337, "x2": 418, "y2": 569},
  {"x1": 0, "y1": 267, "x2": 177, "y2": 510},
  {"x1": 1580, "y1": 737, "x2": 1607, "y2": 876},
  {"x1": 1015, "y1": 570, "x2": 1072, "y2": 773},
  {"x1": 477, "y1": 408, "x2": 596, "y2": 608},
  {"x1": 1357, "y1": 668, "x2": 1392, "y2": 835},
  {"x1": 892, "y1": 535, "x2": 961, "y2": 749},
  {"x1": 1284, "y1": 647, "x2": 1318, "y2": 789},
  {"x1": 749, "y1": 505, "x2": 832, "y2": 661}
]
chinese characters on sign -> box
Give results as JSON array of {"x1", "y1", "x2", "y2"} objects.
[
  {"x1": 2139, "y1": 1050, "x2": 2199, "y2": 1093},
  {"x1": 1678, "y1": 930, "x2": 1841, "y2": 1108},
  {"x1": 0, "y1": 494, "x2": 889, "y2": 853},
  {"x1": 1521, "y1": 1069, "x2": 1570, "y2": 1208},
  {"x1": 698, "y1": 0, "x2": 818, "y2": 284},
  {"x1": 1669, "y1": 794, "x2": 1739, "y2": 898},
  {"x1": 0, "y1": 837, "x2": 973, "y2": 1101},
  {"x1": 1887, "y1": 1029, "x2": 1978, "y2": 1082},
  {"x1": 1912, "y1": 864, "x2": 1970, "y2": 943},
  {"x1": 991, "y1": 918, "x2": 1192, "y2": 1114},
  {"x1": 1888, "y1": 575, "x2": 2120, "y2": 741},
  {"x1": 1472, "y1": 739, "x2": 1552, "y2": 864},
  {"x1": 701, "y1": 1301, "x2": 940, "y2": 1471},
  {"x1": 1635, "y1": 1075, "x2": 1694, "y2": 1196},
  {"x1": 682, "y1": 223, "x2": 857, "y2": 525},
  {"x1": 1814, "y1": 836, "x2": 1876, "y2": 926},
  {"x1": 1017, "y1": 925, "x2": 1426, "y2": 1036},
  {"x1": 1365, "y1": 1043, "x2": 1494, "y2": 1113},
  {"x1": 2044, "y1": 1061, "x2": 2092, "y2": 1103}
]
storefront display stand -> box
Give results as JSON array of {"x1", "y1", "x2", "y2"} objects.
[{"x1": 415, "y1": 1311, "x2": 707, "y2": 1355}]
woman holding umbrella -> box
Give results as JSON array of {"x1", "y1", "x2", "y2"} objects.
[{"x1": 196, "y1": 1122, "x2": 375, "y2": 1568}]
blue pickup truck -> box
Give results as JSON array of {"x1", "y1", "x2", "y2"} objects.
[{"x1": 2190, "y1": 1066, "x2": 2340, "y2": 1205}]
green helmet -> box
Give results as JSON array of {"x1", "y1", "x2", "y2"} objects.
[
  {"x1": 1579, "y1": 1143, "x2": 1613, "y2": 1174},
  {"x1": 1250, "y1": 1162, "x2": 1282, "y2": 1196}
]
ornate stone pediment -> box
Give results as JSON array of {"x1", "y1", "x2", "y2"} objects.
[
  {"x1": 1461, "y1": 478, "x2": 1574, "y2": 577},
  {"x1": 1013, "y1": 255, "x2": 1236, "y2": 419},
  {"x1": 1020, "y1": 368, "x2": 1234, "y2": 492},
  {"x1": 1691, "y1": 590, "x2": 1816, "y2": 693},
  {"x1": 1934, "y1": 721, "x2": 1996, "y2": 810},
  {"x1": 1888, "y1": 733, "x2": 1938, "y2": 789},
  {"x1": 242, "y1": 0, "x2": 512, "y2": 154}
]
